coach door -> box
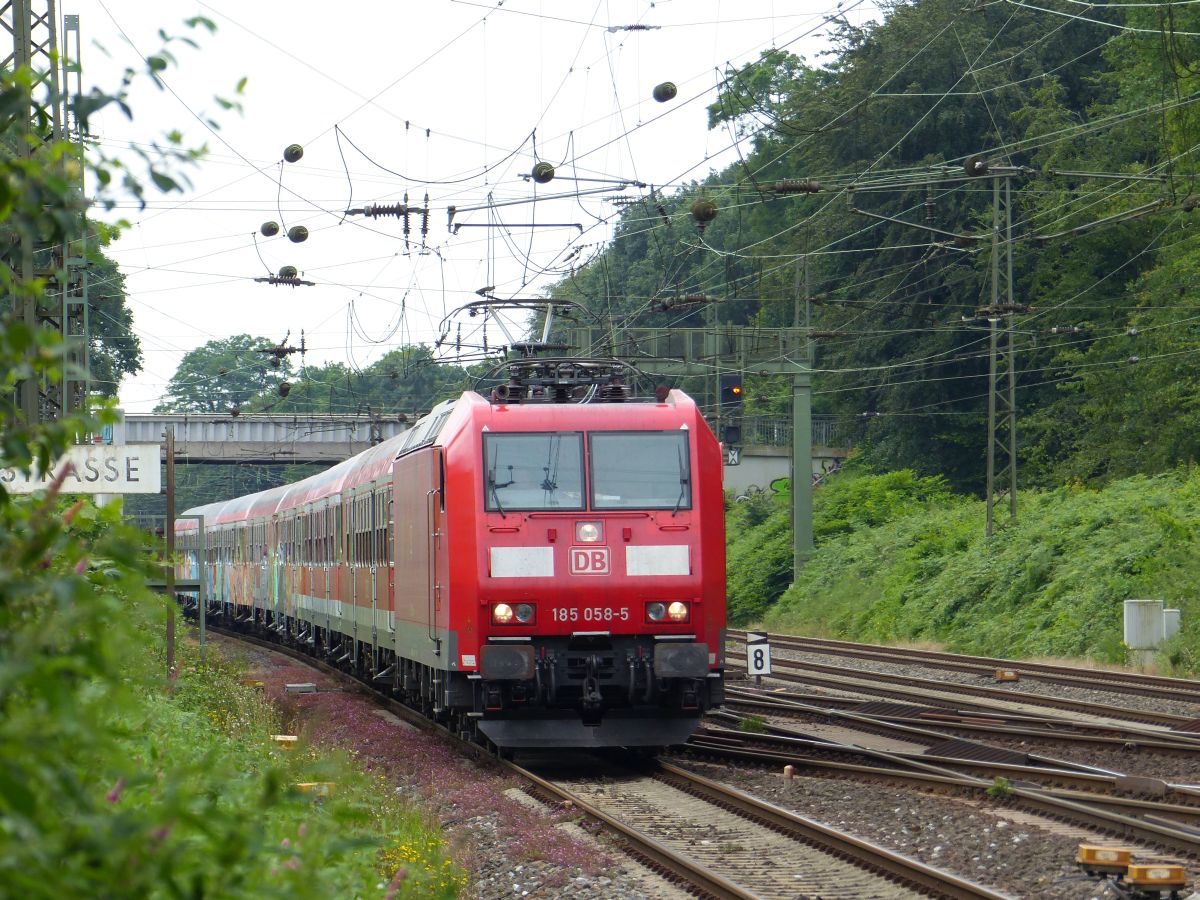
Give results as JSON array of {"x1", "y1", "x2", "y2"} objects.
[{"x1": 393, "y1": 447, "x2": 444, "y2": 664}]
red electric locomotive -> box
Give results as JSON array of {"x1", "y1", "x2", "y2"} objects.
[{"x1": 177, "y1": 361, "x2": 726, "y2": 748}]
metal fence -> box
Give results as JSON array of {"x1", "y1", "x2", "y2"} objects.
[{"x1": 740, "y1": 415, "x2": 854, "y2": 448}]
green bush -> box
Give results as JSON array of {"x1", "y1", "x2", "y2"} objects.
[{"x1": 724, "y1": 469, "x2": 958, "y2": 625}]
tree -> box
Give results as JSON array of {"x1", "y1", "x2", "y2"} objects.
[
  {"x1": 245, "y1": 344, "x2": 471, "y2": 416},
  {"x1": 156, "y1": 334, "x2": 290, "y2": 413},
  {"x1": 87, "y1": 243, "x2": 143, "y2": 397}
]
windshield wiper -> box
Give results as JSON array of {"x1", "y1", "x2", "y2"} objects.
[
  {"x1": 488, "y1": 464, "x2": 513, "y2": 518},
  {"x1": 671, "y1": 445, "x2": 689, "y2": 517}
]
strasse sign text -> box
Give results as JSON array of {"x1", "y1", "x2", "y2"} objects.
[{"x1": 0, "y1": 444, "x2": 161, "y2": 494}]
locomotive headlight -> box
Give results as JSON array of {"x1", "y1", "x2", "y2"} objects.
[
  {"x1": 575, "y1": 521, "x2": 603, "y2": 543},
  {"x1": 514, "y1": 602, "x2": 536, "y2": 624},
  {"x1": 646, "y1": 602, "x2": 667, "y2": 622},
  {"x1": 666, "y1": 600, "x2": 690, "y2": 622},
  {"x1": 492, "y1": 603, "x2": 515, "y2": 625}
]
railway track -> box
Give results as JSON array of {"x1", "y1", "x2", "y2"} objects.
[
  {"x1": 685, "y1": 718, "x2": 1200, "y2": 859},
  {"x1": 729, "y1": 629, "x2": 1200, "y2": 706},
  {"x1": 209, "y1": 622, "x2": 1010, "y2": 899},
  {"x1": 725, "y1": 685, "x2": 1200, "y2": 755},
  {"x1": 517, "y1": 756, "x2": 1013, "y2": 899},
  {"x1": 726, "y1": 648, "x2": 1200, "y2": 730}
]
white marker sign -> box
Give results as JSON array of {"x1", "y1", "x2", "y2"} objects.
[
  {"x1": 746, "y1": 637, "x2": 772, "y2": 676},
  {"x1": 0, "y1": 444, "x2": 161, "y2": 494}
]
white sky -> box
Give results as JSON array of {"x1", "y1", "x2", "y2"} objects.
[{"x1": 72, "y1": 0, "x2": 878, "y2": 412}]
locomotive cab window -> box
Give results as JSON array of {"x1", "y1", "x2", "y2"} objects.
[
  {"x1": 590, "y1": 431, "x2": 691, "y2": 510},
  {"x1": 483, "y1": 433, "x2": 584, "y2": 512}
]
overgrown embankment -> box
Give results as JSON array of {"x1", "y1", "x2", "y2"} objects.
[
  {"x1": 0, "y1": 498, "x2": 460, "y2": 899},
  {"x1": 728, "y1": 468, "x2": 1200, "y2": 670}
]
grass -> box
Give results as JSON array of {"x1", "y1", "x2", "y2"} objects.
[
  {"x1": 737, "y1": 715, "x2": 768, "y2": 734},
  {"x1": 116, "y1": 628, "x2": 466, "y2": 899}
]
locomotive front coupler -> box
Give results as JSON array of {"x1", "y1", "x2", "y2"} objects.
[
  {"x1": 581, "y1": 653, "x2": 604, "y2": 710},
  {"x1": 627, "y1": 654, "x2": 655, "y2": 704},
  {"x1": 534, "y1": 651, "x2": 558, "y2": 702}
]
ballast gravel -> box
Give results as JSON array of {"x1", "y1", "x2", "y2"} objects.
[{"x1": 670, "y1": 756, "x2": 1176, "y2": 900}]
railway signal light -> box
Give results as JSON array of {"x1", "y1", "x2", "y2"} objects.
[
  {"x1": 719, "y1": 373, "x2": 744, "y2": 412},
  {"x1": 719, "y1": 373, "x2": 744, "y2": 444}
]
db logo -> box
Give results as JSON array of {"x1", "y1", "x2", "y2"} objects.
[{"x1": 570, "y1": 547, "x2": 610, "y2": 575}]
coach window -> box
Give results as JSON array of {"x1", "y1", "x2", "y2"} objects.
[
  {"x1": 589, "y1": 431, "x2": 691, "y2": 510},
  {"x1": 483, "y1": 433, "x2": 584, "y2": 512}
]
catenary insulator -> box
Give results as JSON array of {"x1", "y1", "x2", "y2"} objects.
[
  {"x1": 260, "y1": 221, "x2": 280, "y2": 237},
  {"x1": 772, "y1": 179, "x2": 821, "y2": 194},
  {"x1": 964, "y1": 154, "x2": 989, "y2": 177},
  {"x1": 532, "y1": 162, "x2": 555, "y2": 184},
  {"x1": 364, "y1": 203, "x2": 409, "y2": 219},
  {"x1": 652, "y1": 82, "x2": 677, "y2": 103},
  {"x1": 283, "y1": 144, "x2": 304, "y2": 163},
  {"x1": 287, "y1": 225, "x2": 309, "y2": 243},
  {"x1": 690, "y1": 198, "x2": 718, "y2": 224},
  {"x1": 278, "y1": 265, "x2": 298, "y2": 279},
  {"x1": 1127, "y1": 327, "x2": 1139, "y2": 337}
]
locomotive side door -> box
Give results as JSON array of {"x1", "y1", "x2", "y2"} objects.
[{"x1": 392, "y1": 447, "x2": 445, "y2": 668}]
